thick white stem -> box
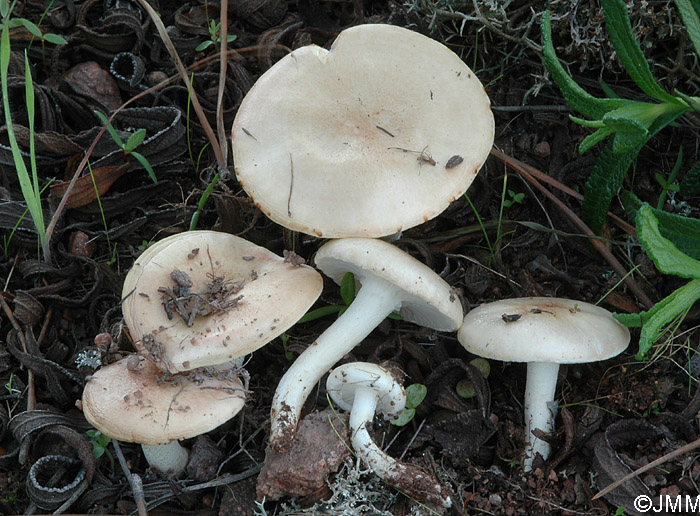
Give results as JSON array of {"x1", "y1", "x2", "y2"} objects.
[
  {"x1": 141, "y1": 441, "x2": 189, "y2": 476},
  {"x1": 523, "y1": 361, "x2": 560, "y2": 472},
  {"x1": 269, "y1": 277, "x2": 403, "y2": 449}
]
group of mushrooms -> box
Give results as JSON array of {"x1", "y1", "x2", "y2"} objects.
[{"x1": 81, "y1": 24, "x2": 631, "y2": 510}]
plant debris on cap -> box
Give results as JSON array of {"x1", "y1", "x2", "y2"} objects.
[
  {"x1": 122, "y1": 231, "x2": 323, "y2": 373},
  {"x1": 232, "y1": 23, "x2": 494, "y2": 238},
  {"x1": 82, "y1": 358, "x2": 247, "y2": 444}
]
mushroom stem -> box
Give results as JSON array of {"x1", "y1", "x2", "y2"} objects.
[
  {"x1": 349, "y1": 386, "x2": 451, "y2": 508},
  {"x1": 141, "y1": 441, "x2": 189, "y2": 476},
  {"x1": 523, "y1": 361, "x2": 559, "y2": 471},
  {"x1": 270, "y1": 277, "x2": 403, "y2": 450}
]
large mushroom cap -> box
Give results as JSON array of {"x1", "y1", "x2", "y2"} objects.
[
  {"x1": 82, "y1": 358, "x2": 246, "y2": 444},
  {"x1": 122, "y1": 231, "x2": 323, "y2": 373},
  {"x1": 327, "y1": 362, "x2": 406, "y2": 420},
  {"x1": 315, "y1": 238, "x2": 463, "y2": 331},
  {"x1": 458, "y1": 297, "x2": 630, "y2": 363},
  {"x1": 232, "y1": 23, "x2": 494, "y2": 238}
]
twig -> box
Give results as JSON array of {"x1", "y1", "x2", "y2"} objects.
[
  {"x1": 216, "y1": 0, "x2": 230, "y2": 169},
  {"x1": 490, "y1": 147, "x2": 654, "y2": 309},
  {"x1": 592, "y1": 436, "x2": 700, "y2": 500},
  {"x1": 112, "y1": 439, "x2": 148, "y2": 516},
  {"x1": 0, "y1": 296, "x2": 35, "y2": 410}
]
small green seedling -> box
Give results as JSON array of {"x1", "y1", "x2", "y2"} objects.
[
  {"x1": 502, "y1": 189, "x2": 524, "y2": 208},
  {"x1": 94, "y1": 111, "x2": 158, "y2": 184},
  {"x1": 87, "y1": 429, "x2": 115, "y2": 471},
  {"x1": 195, "y1": 19, "x2": 237, "y2": 51},
  {"x1": 391, "y1": 383, "x2": 427, "y2": 427},
  {"x1": 456, "y1": 357, "x2": 491, "y2": 399},
  {"x1": 4, "y1": 372, "x2": 20, "y2": 395}
]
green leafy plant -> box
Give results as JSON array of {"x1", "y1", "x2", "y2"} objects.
[
  {"x1": 4, "y1": 372, "x2": 20, "y2": 395},
  {"x1": 87, "y1": 429, "x2": 115, "y2": 471},
  {"x1": 2, "y1": 0, "x2": 66, "y2": 46},
  {"x1": 391, "y1": 383, "x2": 427, "y2": 427},
  {"x1": 93, "y1": 110, "x2": 158, "y2": 184},
  {"x1": 541, "y1": 0, "x2": 699, "y2": 234},
  {"x1": 456, "y1": 357, "x2": 491, "y2": 399},
  {"x1": 195, "y1": 19, "x2": 237, "y2": 52},
  {"x1": 502, "y1": 189, "x2": 524, "y2": 208},
  {"x1": 614, "y1": 194, "x2": 700, "y2": 359}
]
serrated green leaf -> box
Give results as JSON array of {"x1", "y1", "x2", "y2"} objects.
[
  {"x1": 680, "y1": 161, "x2": 700, "y2": 195},
  {"x1": 582, "y1": 140, "x2": 640, "y2": 233},
  {"x1": 613, "y1": 312, "x2": 643, "y2": 327},
  {"x1": 405, "y1": 383, "x2": 427, "y2": 409},
  {"x1": 541, "y1": 11, "x2": 624, "y2": 120},
  {"x1": 637, "y1": 204, "x2": 700, "y2": 278},
  {"x1": 635, "y1": 279, "x2": 700, "y2": 357},
  {"x1": 602, "y1": 0, "x2": 679, "y2": 103},
  {"x1": 675, "y1": 0, "x2": 700, "y2": 57},
  {"x1": 340, "y1": 272, "x2": 355, "y2": 306},
  {"x1": 622, "y1": 191, "x2": 700, "y2": 260}
]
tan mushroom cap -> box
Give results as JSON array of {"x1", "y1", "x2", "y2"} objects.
[
  {"x1": 82, "y1": 358, "x2": 246, "y2": 444},
  {"x1": 122, "y1": 231, "x2": 323, "y2": 373},
  {"x1": 458, "y1": 297, "x2": 630, "y2": 363},
  {"x1": 315, "y1": 238, "x2": 463, "y2": 331},
  {"x1": 232, "y1": 23, "x2": 494, "y2": 238}
]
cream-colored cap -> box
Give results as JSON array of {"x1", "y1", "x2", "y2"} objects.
[
  {"x1": 315, "y1": 238, "x2": 463, "y2": 331},
  {"x1": 122, "y1": 231, "x2": 323, "y2": 372},
  {"x1": 232, "y1": 23, "x2": 494, "y2": 238},
  {"x1": 458, "y1": 297, "x2": 630, "y2": 363},
  {"x1": 82, "y1": 358, "x2": 246, "y2": 444}
]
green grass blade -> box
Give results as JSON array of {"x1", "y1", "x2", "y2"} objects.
[
  {"x1": 1, "y1": 22, "x2": 46, "y2": 251},
  {"x1": 131, "y1": 152, "x2": 157, "y2": 184},
  {"x1": 601, "y1": 0, "x2": 679, "y2": 103},
  {"x1": 675, "y1": 0, "x2": 700, "y2": 57},
  {"x1": 93, "y1": 110, "x2": 125, "y2": 147}
]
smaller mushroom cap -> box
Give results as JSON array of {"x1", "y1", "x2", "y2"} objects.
[
  {"x1": 122, "y1": 231, "x2": 323, "y2": 372},
  {"x1": 315, "y1": 238, "x2": 463, "y2": 332},
  {"x1": 327, "y1": 362, "x2": 406, "y2": 419},
  {"x1": 82, "y1": 358, "x2": 246, "y2": 444},
  {"x1": 458, "y1": 297, "x2": 630, "y2": 363}
]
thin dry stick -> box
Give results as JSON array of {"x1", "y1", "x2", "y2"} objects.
[
  {"x1": 592, "y1": 436, "x2": 700, "y2": 500},
  {"x1": 136, "y1": 0, "x2": 225, "y2": 167},
  {"x1": 112, "y1": 439, "x2": 148, "y2": 516},
  {"x1": 217, "y1": 0, "x2": 230, "y2": 168},
  {"x1": 0, "y1": 296, "x2": 35, "y2": 410},
  {"x1": 490, "y1": 147, "x2": 654, "y2": 310}
]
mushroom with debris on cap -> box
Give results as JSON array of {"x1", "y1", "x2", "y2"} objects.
[
  {"x1": 327, "y1": 362, "x2": 452, "y2": 509},
  {"x1": 81, "y1": 357, "x2": 247, "y2": 475},
  {"x1": 269, "y1": 237, "x2": 463, "y2": 451},
  {"x1": 457, "y1": 297, "x2": 630, "y2": 471},
  {"x1": 122, "y1": 230, "x2": 323, "y2": 373},
  {"x1": 231, "y1": 23, "x2": 494, "y2": 239}
]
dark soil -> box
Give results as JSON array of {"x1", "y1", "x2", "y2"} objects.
[{"x1": 1, "y1": 1, "x2": 699, "y2": 515}]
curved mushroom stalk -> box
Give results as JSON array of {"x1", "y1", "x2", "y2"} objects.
[
  {"x1": 270, "y1": 276, "x2": 403, "y2": 449},
  {"x1": 327, "y1": 363, "x2": 452, "y2": 509},
  {"x1": 141, "y1": 441, "x2": 189, "y2": 476},
  {"x1": 269, "y1": 238, "x2": 463, "y2": 451}
]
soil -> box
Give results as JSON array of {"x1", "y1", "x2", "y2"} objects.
[{"x1": 1, "y1": 1, "x2": 699, "y2": 515}]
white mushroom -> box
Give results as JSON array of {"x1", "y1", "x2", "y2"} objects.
[
  {"x1": 327, "y1": 362, "x2": 451, "y2": 508},
  {"x1": 232, "y1": 23, "x2": 494, "y2": 239},
  {"x1": 269, "y1": 238, "x2": 463, "y2": 450},
  {"x1": 81, "y1": 357, "x2": 246, "y2": 475},
  {"x1": 457, "y1": 297, "x2": 630, "y2": 471},
  {"x1": 122, "y1": 230, "x2": 322, "y2": 373}
]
